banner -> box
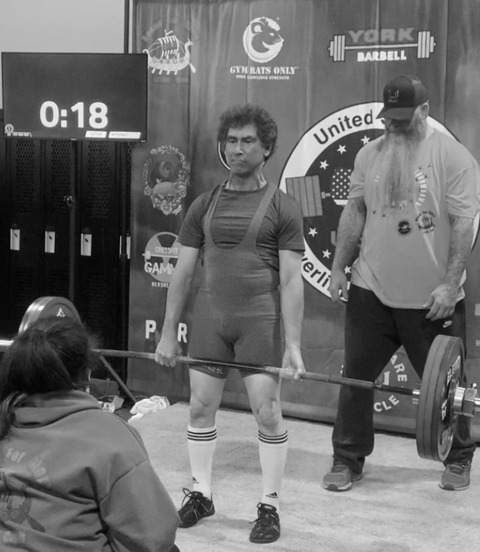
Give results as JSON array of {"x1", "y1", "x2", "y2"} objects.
[{"x1": 128, "y1": 0, "x2": 480, "y2": 436}]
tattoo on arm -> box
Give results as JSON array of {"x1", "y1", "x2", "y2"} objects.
[
  {"x1": 332, "y1": 197, "x2": 366, "y2": 271},
  {"x1": 444, "y1": 215, "x2": 474, "y2": 289}
]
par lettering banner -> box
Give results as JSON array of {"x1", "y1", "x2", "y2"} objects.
[{"x1": 128, "y1": 0, "x2": 480, "y2": 436}]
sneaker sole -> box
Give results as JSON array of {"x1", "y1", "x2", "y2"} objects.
[
  {"x1": 439, "y1": 483, "x2": 469, "y2": 491},
  {"x1": 179, "y1": 508, "x2": 215, "y2": 528},
  {"x1": 249, "y1": 533, "x2": 280, "y2": 544}
]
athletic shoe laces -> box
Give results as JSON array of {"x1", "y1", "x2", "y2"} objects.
[{"x1": 445, "y1": 462, "x2": 470, "y2": 476}]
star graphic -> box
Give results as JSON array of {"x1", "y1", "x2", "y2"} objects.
[
  {"x1": 361, "y1": 135, "x2": 370, "y2": 145},
  {"x1": 308, "y1": 228, "x2": 318, "y2": 237},
  {"x1": 344, "y1": 266, "x2": 351, "y2": 274},
  {"x1": 319, "y1": 160, "x2": 329, "y2": 170},
  {"x1": 322, "y1": 249, "x2": 331, "y2": 259},
  {"x1": 337, "y1": 144, "x2": 347, "y2": 154}
]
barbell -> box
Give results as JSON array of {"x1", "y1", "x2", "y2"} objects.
[
  {"x1": 1, "y1": 296, "x2": 479, "y2": 464},
  {"x1": 328, "y1": 31, "x2": 436, "y2": 62}
]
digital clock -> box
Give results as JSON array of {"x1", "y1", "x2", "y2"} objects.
[{"x1": 2, "y1": 53, "x2": 148, "y2": 141}]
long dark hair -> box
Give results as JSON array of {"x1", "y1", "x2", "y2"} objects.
[{"x1": 0, "y1": 317, "x2": 97, "y2": 440}]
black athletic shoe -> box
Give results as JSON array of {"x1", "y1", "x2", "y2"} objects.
[
  {"x1": 177, "y1": 488, "x2": 215, "y2": 528},
  {"x1": 249, "y1": 502, "x2": 281, "y2": 544}
]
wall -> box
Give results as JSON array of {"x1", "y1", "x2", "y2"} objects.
[{"x1": 0, "y1": 0, "x2": 128, "y2": 107}]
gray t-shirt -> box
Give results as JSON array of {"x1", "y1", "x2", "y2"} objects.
[{"x1": 349, "y1": 128, "x2": 480, "y2": 307}]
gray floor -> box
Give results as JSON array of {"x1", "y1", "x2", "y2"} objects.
[{"x1": 129, "y1": 403, "x2": 479, "y2": 552}]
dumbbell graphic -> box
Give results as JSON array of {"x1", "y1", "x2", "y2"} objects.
[{"x1": 328, "y1": 31, "x2": 436, "y2": 62}]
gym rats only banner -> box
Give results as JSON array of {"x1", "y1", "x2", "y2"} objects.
[{"x1": 127, "y1": 0, "x2": 480, "y2": 436}]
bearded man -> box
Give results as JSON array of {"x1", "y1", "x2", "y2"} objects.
[{"x1": 323, "y1": 75, "x2": 480, "y2": 492}]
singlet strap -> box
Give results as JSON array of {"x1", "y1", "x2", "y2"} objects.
[{"x1": 203, "y1": 183, "x2": 276, "y2": 250}]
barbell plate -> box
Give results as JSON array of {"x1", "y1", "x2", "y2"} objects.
[
  {"x1": 18, "y1": 296, "x2": 81, "y2": 333},
  {"x1": 18, "y1": 297, "x2": 50, "y2": 333},
  {"x1": 416, "y1": 335, "x2": 463, "y2": 462}
]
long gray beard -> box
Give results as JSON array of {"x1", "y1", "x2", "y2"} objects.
[
  {"x1": 380, "y1": 135, "x2": 418, "y2": 209},
  {"x1": 379, "y1": 121, "x2": 425, "y2": 209}
]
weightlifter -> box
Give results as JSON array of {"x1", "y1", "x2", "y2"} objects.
[
  {"x1": 155, "y1": 104, "x2": 305, "y2": 544},
  {"x1": 324, "y1": 75, "x2": 479, "y2": 492}
]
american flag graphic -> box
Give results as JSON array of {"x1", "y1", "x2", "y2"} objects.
[
  {"x1": 284, "y1": 128, "x2": 383, "y2": 275},
  {"x1": 331, "y1": 167, "x2": 352, "y2": 202},
  {"x1": 286, "y1": 175, "x2": 323, "y2": 216}
]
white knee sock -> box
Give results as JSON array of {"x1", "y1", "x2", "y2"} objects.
[
  {"x1": 187, "y1": 425, "x2": 217, "y2": 499},
  {"x1": 258, "y1": 430, "x2": 288, "y2": 511}
]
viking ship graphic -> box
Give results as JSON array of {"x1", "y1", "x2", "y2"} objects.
[{"x1": 143, "y1": 31, "x2": 196, "y2": 75}]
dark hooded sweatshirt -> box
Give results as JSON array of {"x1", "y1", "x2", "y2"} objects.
[{"x1": 0, "y1": 390, "x2": 179, "y2": 551}]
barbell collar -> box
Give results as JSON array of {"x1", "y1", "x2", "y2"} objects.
[{"x1": 411, "y1": 386, "x2": 420, "y2": 406}]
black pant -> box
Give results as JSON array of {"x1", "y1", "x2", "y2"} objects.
[{"x1": 332, "y1": 285, "x2": 476, "y2": 473}]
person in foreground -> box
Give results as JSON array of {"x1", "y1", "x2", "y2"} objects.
[
  {"x1": 155, "y1": 104, "x2": 305, "y2": 543},
  {"x1": 0, "y1": 317, "x2": 180, "y2": 552},
  {"x1": 324, "y1": 75, "x2": 479, "y2": 493}
]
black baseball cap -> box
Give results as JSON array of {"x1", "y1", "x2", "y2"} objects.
[{"x1": 377, "y1": 75, "x2": 429, "y2": 120}]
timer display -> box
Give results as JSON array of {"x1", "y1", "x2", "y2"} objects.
[
  {"x1": 40, "y1": 101, "x2": 109, "y2": 130},
  {"x1": 2, "y1": 53, "x2": 148, "y2": 141}
]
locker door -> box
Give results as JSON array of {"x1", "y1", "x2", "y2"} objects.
[
  {"x1": 4, "y1": 139, "x2": 44, "y2": 334},
  {"x1": 77, "y1": 141, "x2": 120, "y2": 345},
  {"x1": 43, "y1": 140, "x2": 75, "y2": 298},
  {"x1": 0, "y1": 134, "x2": 8, "y2": 334}
]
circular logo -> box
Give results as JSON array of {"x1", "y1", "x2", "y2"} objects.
[
  {"x1": 143, "y1": 145, "x2": 190, "y2": 215},
  {"x1": 397, "y1": 220, "x2": 412, "y2": 236},
  {"x1": 416, "y1": 211, "x2": 436, "y2": 233},
  {"x1": 143, "y1": 232, "x2": 180, "y2": 285},
  {"x1": 243, "y1": 17, "x2": 284, "y2": 63},
  {"x1": 279, "y1": 102, "x2": 458, "y2": 298}
]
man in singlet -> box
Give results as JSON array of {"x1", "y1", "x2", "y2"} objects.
[
  {"x1": 155, "y1": 104, "x2": 305, "y2": 544},
  {"x1": 323, "y1": 75, "x2": 479, "y2": 493}
]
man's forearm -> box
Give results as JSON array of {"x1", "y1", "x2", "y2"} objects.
[
  {"x1": 443, "y1": 215, "x2": 474, "y2": 289},
  {"x1": 281, "y1": 276, "x2": 304, "y2": 350},
  {"x1": 161, "y1": 272, "x2": 194, "y2": 336},
  {"x1": 332, "y1": 197, "x2": 366, "y2": 272}
]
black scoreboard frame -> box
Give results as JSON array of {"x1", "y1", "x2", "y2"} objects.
[{"x1": 2, "y1": 52, "x2": 148, "y2": 142}]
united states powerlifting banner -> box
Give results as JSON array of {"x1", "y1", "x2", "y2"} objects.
[{"x1": 128, "y1": 0, "x2": 480, "y2": 436}]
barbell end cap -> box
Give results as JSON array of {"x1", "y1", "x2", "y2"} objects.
[{"x1": 462, "y1": 386, "x2": 477, "y2": 417}]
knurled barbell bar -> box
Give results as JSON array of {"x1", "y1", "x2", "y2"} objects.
[
  {"x1": 1, "y1": 296, "x2": 479, "y2": 464},
  {"x1": 328, "y1": 30, "x2": 436, "y2": 62}
]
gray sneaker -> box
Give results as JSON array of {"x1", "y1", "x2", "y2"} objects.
[
  {"x1": 440, "y1": 461, "x2": 471, "y2": 491},
  {"x1": 323, "y1": 461, "x2": 363, "y2": 492}
]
